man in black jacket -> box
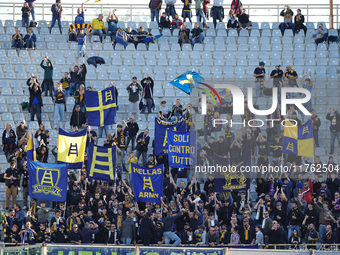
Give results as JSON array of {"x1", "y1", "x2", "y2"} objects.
[
  {"x1": 237, "y1": 9, "x2": 252, "y2": 29},
  {"x1": 191, "y1": 22, "x2": 204, "y2": 45},
  {"x1": 136, "y1": 129, "x2": 150, "y2": 167},
  {"x1": 70, "y1": 105, "x2": 87, "y2": 129},
  {"x1": 140, "y1": 74, "x2": 154, "y2": 114},
  {"x1": 29, "y1": 78, "x2": 43, "y2": 125},
  {"x1": 139, "y1": 212, "x2": 155, "y2": 246},
  {"x1": 178, "y1": 22, "x2": 190, "y2": 45},
  {"x1": 123, "y1": 117, "x2": 139, "y2": 151},
  {"x1": 326, "y1": 108, "x2": 340, "y2": 155}
]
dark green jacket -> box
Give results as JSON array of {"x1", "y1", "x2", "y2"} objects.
[{"x1": 40, "y1": 59, "x2": 53, "y2": 80}]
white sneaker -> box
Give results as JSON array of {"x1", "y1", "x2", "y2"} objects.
[
  {"x1": 54, "y1": 125, "x2": 58, "y2": 129},
  {"x1": 138, "y1": 117, "x2": 142, "y2": 121}
]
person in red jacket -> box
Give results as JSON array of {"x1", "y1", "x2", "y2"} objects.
[{"x1": 301, "y1": 177, "x2": 313, "y2": 203}]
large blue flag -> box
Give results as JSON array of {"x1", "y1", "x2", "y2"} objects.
[
  {"x1": 143, "y1": 34, "x2": 163, "y2": 44},
  {"x1": 85, "y1": 86, "x2": 117, "y2": 127},
  {"x1": 170, "y1": 71, "x2": 204, "y2": 94},
  {"x1": 214, "y1": 151, "x2": 251, "y2": 192},
  {"x1": 87, "y1": 143, "x2": 116, "y2": 182},
  {"x1": 168, "y1": 130, "x2": 197, "y2": 168},
  {"x1": 154, "y1": 117, "x2": 187, "y2": 156},
  {"x1": 114, "y1": 28, "x2": 128, "y2": 46},
  {"x1": 131, "y1": 163, "x2": 164, "y2": 203},
  {"x1": 28, "y1": 161, "x2": 67, "y2": 202}
]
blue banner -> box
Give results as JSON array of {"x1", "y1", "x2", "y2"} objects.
[
  {"x1": 168, "y1": 130, "x2": 197, "y2": 168},
  {"x1": 143, "y1": 34, "x2": 163, "y2": 44},
  {"x1": 85, "y1": 86, "x2": 117, "y2": 127},
  {"x1": 87, "y1": 143, "x2": 116, "y2": 182},
  {"x1": 154, "y1": 117, "x2": 187, "y2": 156},
  {"x1": 114, "y1": 28, "x2": 128, "y2": 46},
  {"x1": 28, "y1": 161, "x2": 67, "y2": 202},
  {"x1": 131, "y1": 163, "x2": 164, "y2": 203},
  {"x1": 170, "y1": 71, "x2": 204, "y2": 94},
  {"x1": 214, "y1": 152, "x2": 251, "y2": 192}
]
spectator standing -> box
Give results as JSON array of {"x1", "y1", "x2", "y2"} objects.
[
  {"x1": 77, "y1": 28, "x2": 87, "y2": 60},
  {"x1": 141, "y1": 74, "x2": 154, "y2": 114},
  {"x1": 178, "y1": 22, "x2": 191, "y2": 45},
  {"x1": 120, "y1": 212, "x2": 136, "y2": 244},
  {"x1": 300, "y1": 71, "x2": 313, "y2": 112},
  {"x1": 311, "y1": 23, "x2": 328, "y2": 45},
  {"x1": 73, "y1": 84, "x2": 86, "y2": 112},
  {"x1": 59, "y1": 72, "x2": 70, "y2": 96},
  {"x1": 212, "y1": 0, "x2": 224, "y2": 29},
  {"x1": 123, "y1": 117, "x2": 139, "y2": 151},
  {"x1": 70, "y1": 105, "x2": 87, "y2": 130},
  {"x1": 50, "y1": 0, "x2": 63, "y2": 34},
  {"x1": 163, "y1": 210, "x2": 183, "y2": 246},
  {"x1": 4, "y1": 162, "x2": 20, "y2": 210},
  {"x1": 91, "y1": 14, "x2": 106, "y2": 43},
  {"x1": 21, "y1": 2, "x2": 31, "y2": 28},
  {"x1": 279, "y1": 5, "x2": 295, "y2": 35},
  {"x1": 106, "y1": 10, "x2": 118, "y2": 41},
  {"x1": 326, "y1": 108, "x2": 340, "y2": 155},
  {"x1": 2, "y1": 123, "x2": 16, "y2": 158},
  {"x1": 23, "y1": 28, "x2": 37, "y2": 49},
  {"x1": 195, "y1": 0, "x2": 209, "y2": 28},
  {"x1": 25, "y1": 0, "x2": 35, "y2": 22},
  {"x1": 294, "y1": 9, "x2": 307, "y2": 35},
  {"x1": 237, "y1": 9, "x2": 251, "y2": 29},
  {"x1": 308, "y1": 111, "x2": 321, "y2": 147},
  {"x1": 69, "y1": 62, "x2": 79, "y2": 94},
  {"x1": 136, "y1": 129, "x2": 150, "y2": 166},
  {"x1": 54, "y1": 83, "x2": 66, "y2": 129},
  {"x1": 284, "y1": 65, "x2": 298, "y2": 87},
  {"x1": 40, "y1": 56, "x2": 54, "y2": 99},
  {"x1": 253, "y1": 62, "x2": 266, "y2": 104},
  {"x1": 29, "y1": 78, "x2": 43, "y2": 125},
  {"x1": 150, "y1": 0, "x2": 162, "y2": 25},
  {"x1": 181, "y1": 0, "x2": 192, "y2": 23},
  {"x1": 16, "y1": 120, "x2": 28, "y2": 144},
  {"x1": 139, "y1": 212, "x2": 155, "y2": 246},
  {"x1": 127, "y1": 76, "x2": 142, "y2": 121},
  {"x1": 12, "y1": 28, "x2": 24, "y2": 49},
  {"x1": 165, "y1": 0, "x2": 176, "y2": 19},
  {"x1": 191, "y1": 22, "x2": 204, "y2": 45},
  {"x1": 270, "y1": 64, "x2": 283, "y2": 88},
  {"x1": 75, "y1": 3, "x2": 85, "y2": 29}
]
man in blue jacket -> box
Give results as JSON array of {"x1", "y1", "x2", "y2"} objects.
[{"x1": 163, "y1": 208, "x2": 184, "y2": 246}]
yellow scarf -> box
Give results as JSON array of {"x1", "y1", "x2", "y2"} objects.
[{"x1": 244, "y1": 225, "x2": 250, "y2": 240}]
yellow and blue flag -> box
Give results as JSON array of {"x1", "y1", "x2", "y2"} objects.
[
  {"x1": 57, "y1": 128, "x2": 87, "y2": 169},
  {"x1": 283, "y1": 119, "x2": 314, "y2": 157},
  {"x1": 131, "y1": 163, "x2": 164, "y2": 203},
  {"x1": 85, "y1": 87, "x2": 116, "y2": 127},
  {"x1": 27, "y1": 131, "x2": 36, "y2": 162},
  {"x1": 28, "y1": 161, "x2": 67, "y2": 202},
  {"x1": 142, "y1": 34, "x2": 163, "y2": 44},
  {"x1": 114, "y1": 28, "x2": 128, "y2": 46},
  {"x1": 170, "y1": 71, "x2": 204, "y2": 94},
  {"x1": 87, "y1": 143, "x2": 116, "y2": 182}
]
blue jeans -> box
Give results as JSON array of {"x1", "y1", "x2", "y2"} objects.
[
  {"x1": 77, "y1": 44, "x2": 85, "y2": 59},
  {"x1": 288, "y1": 225, "x2": 300, "y2": 241},
  {"x1": 182, "y1": 11, "x2": 192, "y2": 23},
  {"x1": 136, "y1": 150, "x2": 147, "y2": 167},
  {"x1": 31, "y1": 104, "x2": 42, "y2": 124},
  {"x1": 31, "y1": 7, "x2": 35, "y2": 21},
  {"x1": 279, "y1": 23, "x2": 295, "y2": 35},
  {"x1": 122, "y1": 237, "x2": 132, "y2": 245},
  {"x1": 319, "y1": 225, "x2": 327, "y2": 243},
  {"x1": 172, "y1": 21, "x2": 181, "y2": 29},
  {"x1": 50, "y1": 16, "x2": 62, "y2": 33},
  {"x1": 22, "y1": 17, "x2": 29, "y2": 28},
  {"x1": 98, "y1": 126, "x2": 109, "y2": 138},
  {"x1": 330, "y1": 131, "x2": 340, "y2": 154},
  {"x1": 93, "y1": 29, "x2": 104, "y2": 43},
  {"x1": 315, "y1": 33, "x2": 328, "y2": 45},
  {"x1": 196, "y1": 10, "x2": 206, "y2": 25},
  {"x1": 191, "y1": 32, "x2": 204, "y2": 45},
  {"x1": 141, "y1": 98, "x2": 153, "y2": 113},
  {"x1": 54, "y1": 103, "x2": 65, "y2": 127},
  {"x1": 25, "y1": 38, "x2": 36, "y2": 48},
  {"x1": 107, "y1": 30, "x2": 115, "y2": 41},
  {"x1": 166, "y1": 4, "x2": 176, "y2": 18},
  {"x1": 151, "y1": 9, "x2": 160, "y2": 24},
  {"x1": 12, "y1": 39, "x2": 23, "y2": 49},
  {"x1": 213, "y1": 6, "x2": 223, "y2": 28},
  {"x1": 164, "y1": 231, "x2": 181, "y2": 247},
  {"x1": 43, "y1": 79, "x2": 54, "y2": 98}
]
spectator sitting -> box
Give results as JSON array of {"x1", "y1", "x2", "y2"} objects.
[
  {"x1": 136, "y1": 26, "x2": 152, "y2": 45},
  {"x1": 12, "y1": 28, "x2": 24, "y2": 49},
  {"x1": 237, "y1": 8, "x2": 251, "y2": 29},
  {"x1": 2, "y1": 123, "x2": 16, "y2": 158},
  {"x1": 227, "y1": 10, "x2": 238, "y2": 29},
  {"x1": 279, "y1": 5, "x2": 295, "y2": 35},
  {"x1": 126, "y1": 27, "x2": 138, "y2": 44},
  {"x1": 159, "y1": 12, "x2": 171, "y2": 29},
  {"x1": 171, "y1": 13, "x2": 183, "y2": 29},
  {"x1": 70, "y1": 105, "x2": 87, "y2": 130},
  {"x1": 178, "y1": 22, "x2": 191, "y2": 45},
  {"x1": 91, "y1": 14, "x2": 106, "y2": 43},
  {"x1": 294, "y1": 9, "x2": 307, "y2": 35},
  {"x1": 191, "y1": 22, "x2": 204, "y2": 45},
  {"x1": 311, "y1": 23, "x2": 328, "y2": 45},
  {"x1": 23, "y1": 28, "x2": 36, "y2": 49},
  {"x1": 106, "y1": 10, "x2": 118, "y2": 41}
]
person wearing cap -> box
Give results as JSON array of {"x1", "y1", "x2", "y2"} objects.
[
  {"x1": 194, "y1": 224, "x2": 206, "y2": 246},
  {"x1": 270, "y1": 64, "x2": 283, "y2": 88},
  {"x1": 70, "y1": 104, "x2": 86, "y2": 130},
  {"x1": 53, "y1": 223, "x2": 66, "y2": 243},
  {"x1": 127, "y1": 76, "x2": 142, "y2": 121},
  {"x1": 68, "y1": 224, "x2": 82, "y2": 245},
  {"x1": 140, "y1": 74, "x2": 154, "y2": 114},
  {"x1": 279, "y1": 5, "x2": 295, "y2": 35},
  {"x1": 294, "y1": 9, "x2": 307, "y2": 35},
  {"x1": 253, "y1": 61, "x2": 266, "y2": 103}
]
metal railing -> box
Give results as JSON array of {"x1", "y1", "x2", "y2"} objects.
[{"x1": 0, "y1": 2, "x2": 338, "y2": 29}]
